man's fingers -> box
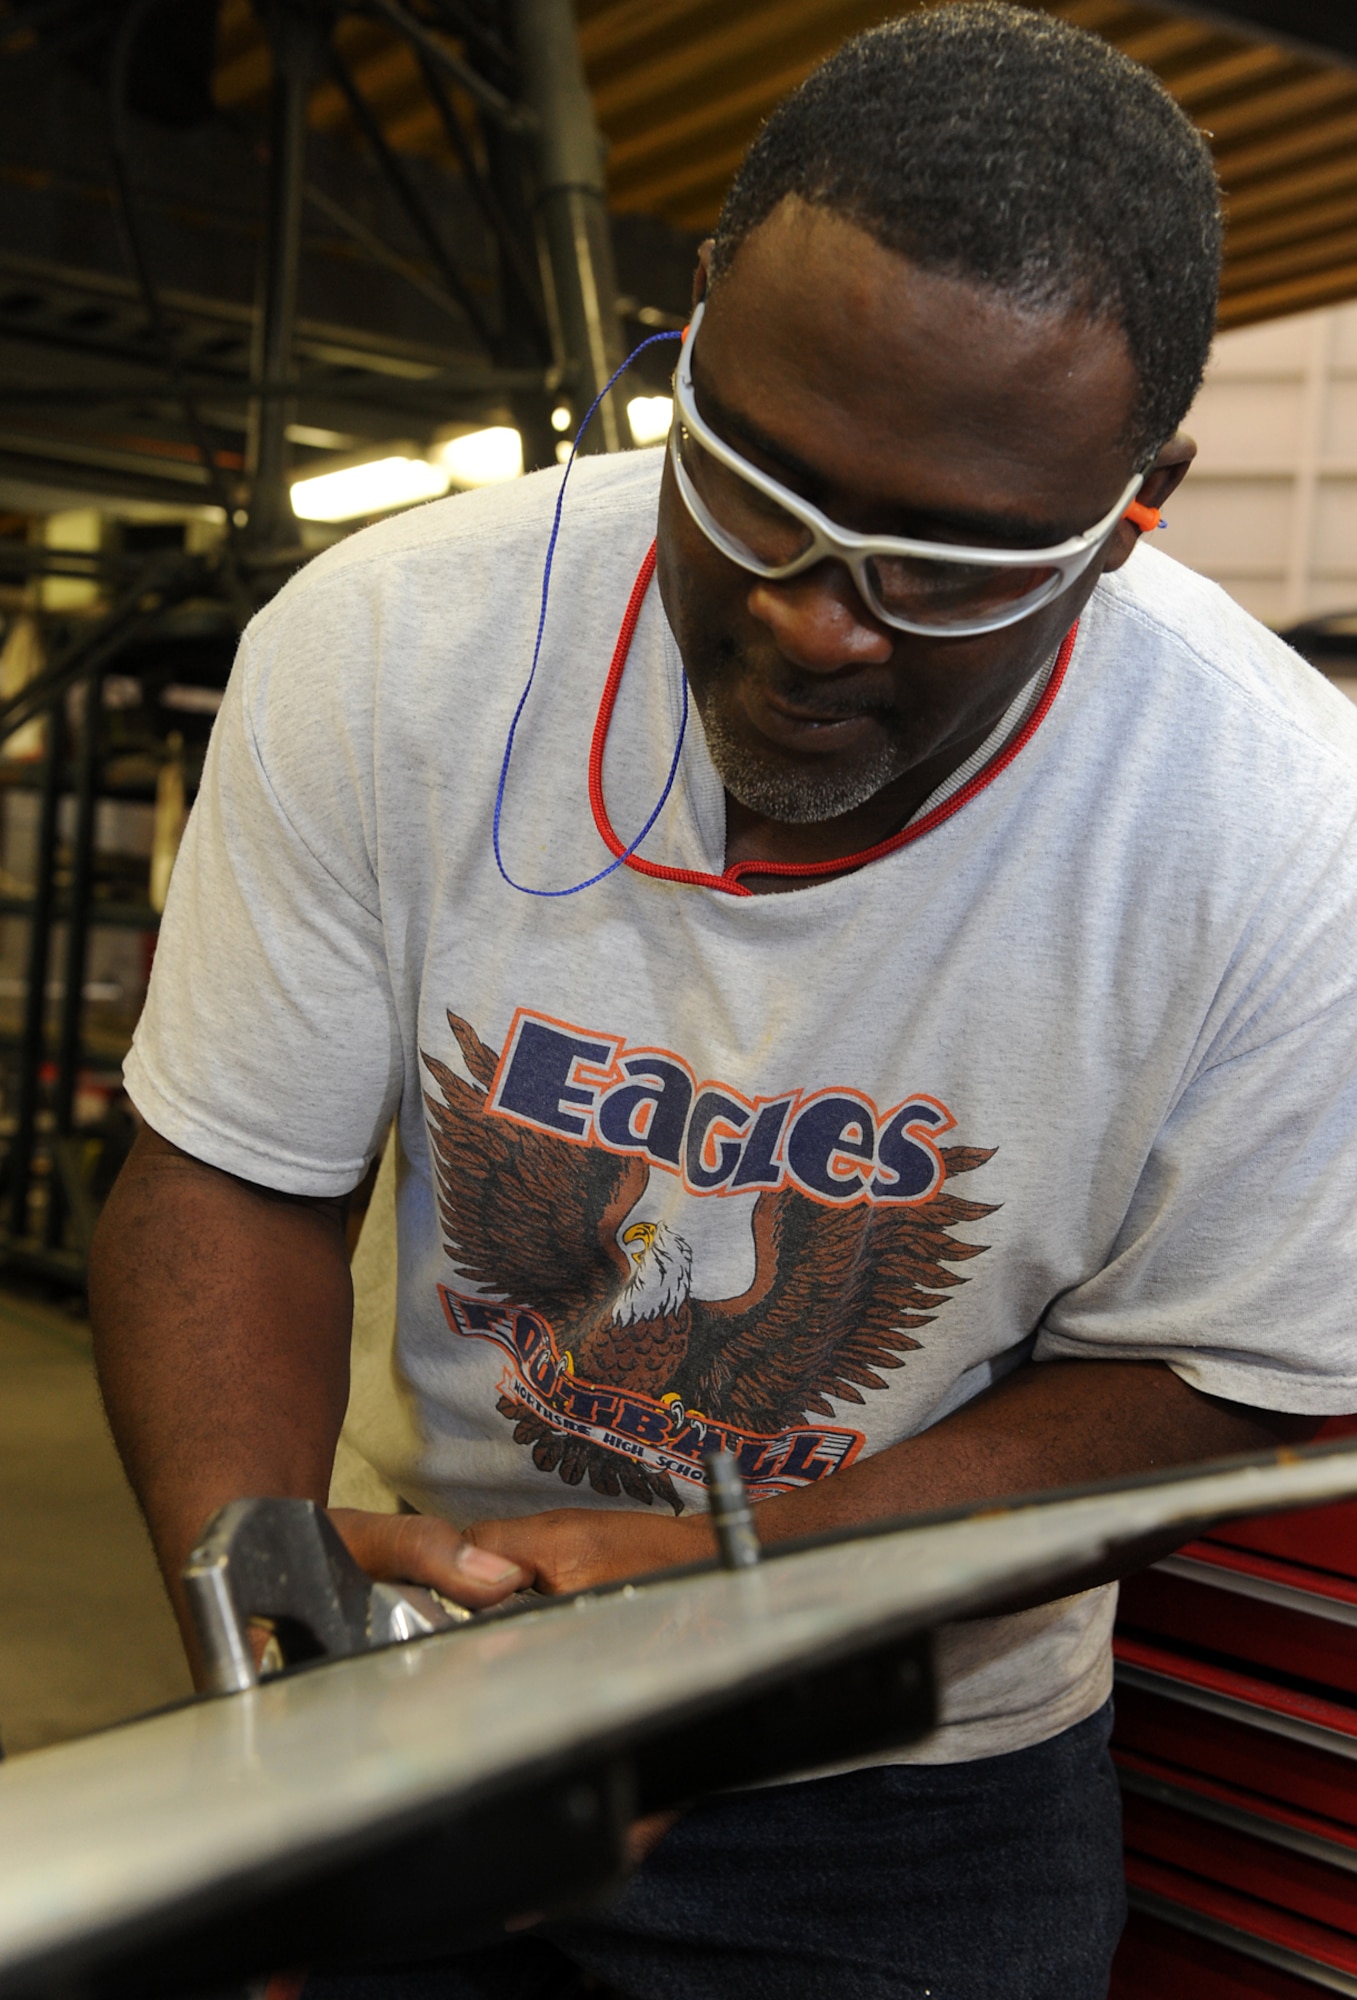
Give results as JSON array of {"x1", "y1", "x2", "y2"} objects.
[
  {"x1": 465, "y1": 1506, "x2": 708, "y2": 1596},
  {"x1": 328, "y1": 1506, "x2": 530, "y2": 1607},
  {"x1": 463, "y1": 1516, "x2": 558, "y2": 1589},
  {"x1": 625, "y1": 1810, "x2": 681, "y2": 1868}
]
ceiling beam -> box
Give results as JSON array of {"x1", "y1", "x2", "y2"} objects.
[
  {"x1": 1159, "y1": 41, "x2": 1292, "y2": 106},
  {"x1": 0, "y1": 445, "x2": 222, "y2": 511},
  {"x1": 1111, "y1": 17, "x2": 1221, "y2": 67},
  {"x1": 591, "y1": 0, "x2": 879, "y2": 131},
  {"x1": 382, "y1": 103, "x2": 450, "y2": 154},
  {"x1": 606, "y1": 55, "x2": 816, "y2": 193},
  {"x1": 213, "y1": 34, "x2": 273, "y2": 108},
  {"x1": 1049, "y1": 2, "x2": 1149, "y2": 35},
  {"x1": 1214, "y1": 94, "x2": 1357, "y2": 186},
  {"x1": 1225, "y1": 186, "x2": 1357, "y2": 259},
  {"x1": 578, "y1": 0, "x2": 736, "y2": 69},
  {"x1": 1226, "y1": 148, "x2": 1357, "y2": 224},
  {"x1": 1150, "y1": 2, "x2": 1357, "y2": 71},
  {"x1": 1200, "y1": 65, "x2": 1357, "y2": 143},
  {"x1": 1218, "y1": 261, "x2": 1357, "y2": 326},
  {"x1": 580, "y1": 0, "x2": 892, "y2": 79},
  {"x1": 1223, "y1": 219, "x2": 1357, "y2": 291},
  {"x1": 0, "y1": 253, "x2": 541, "y2": 391}
]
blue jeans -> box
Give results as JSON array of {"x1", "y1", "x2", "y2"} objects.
[{"x1": 301, "y1": 1700, "x2": 1124, "y2": 2000}]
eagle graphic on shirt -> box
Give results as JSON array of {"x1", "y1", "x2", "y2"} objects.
[{"x1": 423, "y1": 1009, "x2": 996, "y2": 1514}]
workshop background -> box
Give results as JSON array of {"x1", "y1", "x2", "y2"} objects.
[{"x1": 0, "y1": 4, "x2": 1355, "y2": 1996}]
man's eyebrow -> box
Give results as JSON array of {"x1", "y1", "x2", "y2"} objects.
[
  {"x1": 689, "y1": 360, "x2": 1071, "y2": 547},
  {"x1": 691, "y1": 361, "x2": 826, "y2": 489}
]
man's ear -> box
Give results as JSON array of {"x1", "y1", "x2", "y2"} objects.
[
  {"x1": 692, "y1": 240, "x2": 714, "y2": 310},
  {"x1": 1100, "y1": 431, "x2": 1197, "y2": 575}
]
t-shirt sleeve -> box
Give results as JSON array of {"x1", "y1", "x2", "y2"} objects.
[
  {"x1": 1035, "y1": 958, "x2": 1357, "y2": 1414},
  {"x1": 124, "y1": 618, "x2": 402, "y2": 1197}
]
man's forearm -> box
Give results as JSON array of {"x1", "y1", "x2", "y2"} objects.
[
  {"x1": 89, "y1": 1127, "x2": 354, "y2": 1626},
  {"x1": 464, "y1": 1357, "x2": 1320, "y2": 1599},
  {"x1": 749, "y1": 1357, "x2": 1318, "y2": 1602}
]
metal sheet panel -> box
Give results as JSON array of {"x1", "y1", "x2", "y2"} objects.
[{"x1": 4, "y1": 1445, "x2": 1357, "y2": 1990}]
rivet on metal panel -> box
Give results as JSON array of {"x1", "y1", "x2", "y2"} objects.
[{"x1": 704, "y1": 1448, "x2": 761, "y2": 1572}]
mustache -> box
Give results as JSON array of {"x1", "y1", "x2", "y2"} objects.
[
  {"x1": 701, "y1": 633, "x2": 896, "y2": 723},
  {"x1": 763, "y1": 677, "x2": 892, "y2": 721}
]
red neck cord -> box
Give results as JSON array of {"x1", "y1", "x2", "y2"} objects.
[{"x1": 588, "y1": 542, "x2": 1078, "y2": 897}]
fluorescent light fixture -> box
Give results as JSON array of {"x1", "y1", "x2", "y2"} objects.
[
  {"x1": 627, "y1": 395, "x2": 673, "y2": 446},
  {"x1": 291, "y1": 455, "x2": 450, "y2": 523},
  {"x1": 286, "y1": 422, "x2": 360, "y2": 450},
  {"x1": 438, "y1": 426, "x2": 524, "y2": 486}
]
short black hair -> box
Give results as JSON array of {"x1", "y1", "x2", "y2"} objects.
[{"x1": 711, "y1": 2, "x2": 1222, "y2": 463}]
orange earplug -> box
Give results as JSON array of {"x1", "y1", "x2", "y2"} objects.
[{"x1": 1124, "y1": 498, "x2": 1162, "y2": 533}]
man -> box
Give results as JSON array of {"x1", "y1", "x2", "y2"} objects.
[{"x1": 91, "y1": 6, "x2": 1357, "y2": 1997}]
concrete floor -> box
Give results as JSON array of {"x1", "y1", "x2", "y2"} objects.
[{"x1": 0, "y1": 1285, "x2": 192, "y2": 1758}]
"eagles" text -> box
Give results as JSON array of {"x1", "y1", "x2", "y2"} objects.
[{"x1": 487, "y1": 1008, "x2": 955, "y2": 1206}]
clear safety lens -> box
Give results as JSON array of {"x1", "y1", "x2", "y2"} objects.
[
  {"x1": 864, "y1": 551, "x2": 1060, "y2": 627},
  {"x1": 676, "y1": 420, "x2": 1061, "y2": 630},
  {"x1": 675, "y1": 420, "x2": 814, "y2": 568}
]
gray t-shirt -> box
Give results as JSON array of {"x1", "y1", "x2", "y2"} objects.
[{"x1": 127, "y1": 449, "x2": 1357, "y2": 1763}]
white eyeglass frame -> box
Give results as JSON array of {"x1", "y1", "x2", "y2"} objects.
[{"x1": 670, "y1": 298, "x2": 1146, "y2": 639}]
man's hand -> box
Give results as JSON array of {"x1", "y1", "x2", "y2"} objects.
[
  {"x1": 328, "y1": 1507, "x2": 530, "y2": 1608},
  {"x1": 331, "y1": 1502, "x2": 716, "y2": 1603},
  {"x1": 462, "y1": 1505, "x2": 717, "y2": 1595}
]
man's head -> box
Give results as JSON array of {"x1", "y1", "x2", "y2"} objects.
[
  {"x1": 655, "y1": 3, "x2": 1222, "y2": 847},
  {"x1": 710, "y1": 1, "x2": 1222, "y2": 470}
]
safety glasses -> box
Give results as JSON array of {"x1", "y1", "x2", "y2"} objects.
[{"x1": 670, "y1": 299, "x2": 1148, "y2": 638}]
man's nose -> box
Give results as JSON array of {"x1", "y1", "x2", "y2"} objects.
[{"x1": 745, "y1": 563, "x2": 894, "y2": 672}]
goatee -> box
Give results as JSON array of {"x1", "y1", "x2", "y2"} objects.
[{"x1": 692, "y1": 685, "x2": 909, "y2": 826}]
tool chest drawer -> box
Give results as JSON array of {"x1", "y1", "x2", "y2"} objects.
[
  {"x1": 1111, "y1": 1419, "x2": 1357, "y2": 1995},
  {"x1": 1209, "y1": 1499, "x2": 1357, "y2": 1583},
  {"x1": 1121, "y1": 1779, "x2": 1357, "y2": 1936},
  {"x1": 1112, "y1": 1905, "x2": 1346, "y2": 1999},
  {"x1": 1118, "y1": 1551, "x2": 1357, "y2": 1696}
]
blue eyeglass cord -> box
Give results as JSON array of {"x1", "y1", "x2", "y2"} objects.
[{"x1": 492, "y1": 328, "x2": 685, "y2": 898}]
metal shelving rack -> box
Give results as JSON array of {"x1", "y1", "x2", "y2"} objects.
[{"x1": 0, "y1": 0, "x2": 633, "y2": 1284}]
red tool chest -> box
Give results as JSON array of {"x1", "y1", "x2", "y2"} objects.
[{"x1": 1109, "y1": 1419, "x2": 1357, "y2": 1996}]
